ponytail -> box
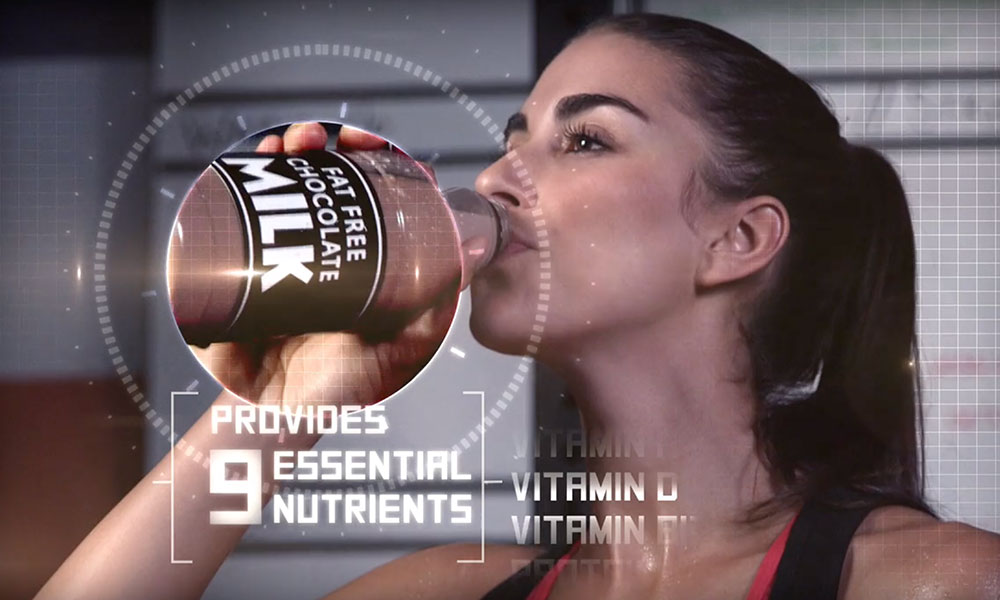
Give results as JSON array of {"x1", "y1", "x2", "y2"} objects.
[{"x1": 749, "y1": 143, "x2": 932, "y2": 515}]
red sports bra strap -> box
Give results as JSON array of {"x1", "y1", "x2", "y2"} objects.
[
  {"x1": 520, "y1": 513, "x2": 799, "y2": 600},
  {"x1": 745, "y1": 513, "x2": 799, "y2": 600},
  {"x1": 525, "y1": 540, "x2": 582, "y2": 600}
]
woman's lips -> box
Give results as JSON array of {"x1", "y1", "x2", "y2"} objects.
[
  {"x1": 500, "y1": 240, "x2": 534, "y2": 256},
  {"x1": 496, "y1": 240, "x2": 533, "y2": 261}
]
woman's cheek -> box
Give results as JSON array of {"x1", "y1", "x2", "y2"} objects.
[
  {"x1": 550, "y1": 173, "x2": 692, "y2": 318},
  {"x1": 551, "y1": 173, "x2": 660, "y2": 266}
]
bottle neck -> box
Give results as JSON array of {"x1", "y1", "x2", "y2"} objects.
[
  {"x1": 484, "y1": 195, "x2": 511, "y2": 263},
  {"x1": 442, "y1": 187, "x2": 510, "y2": 269}
]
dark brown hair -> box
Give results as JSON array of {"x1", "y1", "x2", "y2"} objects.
[{"x1": 577, "y1": 13, "x2": 934, "y2": 519}]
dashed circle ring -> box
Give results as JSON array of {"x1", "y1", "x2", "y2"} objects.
[{"x1": 93, "y1": 43, "x2": 548, "y2": 495}]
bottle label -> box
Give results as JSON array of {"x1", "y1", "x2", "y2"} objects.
[{"x1": 211, "y1": 150, "x2": 386, "y2": 338}]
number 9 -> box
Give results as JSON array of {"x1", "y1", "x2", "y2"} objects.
[{"x1": 209, "y1": 449, "x2": 262, "y2": 525}]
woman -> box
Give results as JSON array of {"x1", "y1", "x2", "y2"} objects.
[{"x1": 40, "y1": 13, "x2": 999, "y2": 600}]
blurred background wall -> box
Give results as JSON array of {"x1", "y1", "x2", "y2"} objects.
[
  {"x1": 0, "y1": 3, "x2": 152, "y2": 599},
  {"x1": 0, "y1": 0, "x2": 997, "y2": 598}
]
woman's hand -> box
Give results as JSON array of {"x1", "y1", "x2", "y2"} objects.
[{"x1": 191, "y1": 122, "x2": 455, "y2": 410}]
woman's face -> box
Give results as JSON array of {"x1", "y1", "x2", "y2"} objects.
[{"x1": 469, "y1": 31, "x2": 712, "y2": 359}]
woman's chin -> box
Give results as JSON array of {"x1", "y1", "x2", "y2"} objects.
[
  {"x1": 469, "y1": 312, "x2": 528, "y2": 355},
  {"x1": 468, "y1": 278, "x2": 530, "y2": 353},
  {"x1": 467, "y1": 295, "x2": 537, "y2": 355}
]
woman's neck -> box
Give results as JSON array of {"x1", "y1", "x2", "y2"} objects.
[{"x1": 545, "y1": 300, "x2": 789, "y2": 578}]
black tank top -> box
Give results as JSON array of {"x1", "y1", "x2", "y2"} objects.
[{"x1": 481, "y1": 490, "x2": 920, "y2": 599}]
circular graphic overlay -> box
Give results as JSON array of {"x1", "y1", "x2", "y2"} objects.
[
  {"x1": 166, "y1": 122, "x2": 464, "y2": 409},
  {"x1": 94, "y1": 40, "x2": 550, "y2": 461}
]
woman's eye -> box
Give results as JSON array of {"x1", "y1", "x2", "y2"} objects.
[
  {"x1": 561, "y1": 127, "x2": 608, "y2": 154},
  {"x1": 495, "y1": 127, "x2": 608, "y2": 159},
  {"x1": 566, "y1": 135, "x2": 603, "y2": 153}
]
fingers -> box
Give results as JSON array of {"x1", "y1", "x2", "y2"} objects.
[
  {"x1": 255, "y1": 134, "x2": 282, "y2": 153},
  {"x1": 376, "y1": 294, "x2": 458, "y2": 392},
  {"x1": 284, "y1": 122, "x2": 328, "y2": 154},
  {"x1": 336, "y1": 126, "x2": 389, "y2": 151},
  {"x1": 335, "y1": 126, "x2": 438, "y2": 186},
  {"x1": 389, "y1": 286, "x2": 459, "y2": 356},
  {"x1": 255, "y1": 123, "x2": 327, "y2": 154},
  {"x1": 258, "y1": 125, "x2": 439, "y2": 188}
]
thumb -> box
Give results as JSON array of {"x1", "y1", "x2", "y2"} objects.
[{"x1": 336, "y1": 126, "x2": 389, "y2": 150}]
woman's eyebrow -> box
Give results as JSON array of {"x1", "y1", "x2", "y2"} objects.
[
  {"x1": 555, "y1": 93, "x2": 649, "y2": 122},
  {"x1": 503, "y1": 92, "x2": 649, "y2": 145}
]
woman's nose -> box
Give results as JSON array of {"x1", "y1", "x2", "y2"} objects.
[{"x1": 474, "y1": 153, "x2": 533, "y2": 210}]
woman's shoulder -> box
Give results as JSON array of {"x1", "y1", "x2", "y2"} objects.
[
  {"x1": 843, "y1": 505, "x2": 1000, "y2": 600},
  {"x1": 320, "y1": 542, "x2": 548, "y2": 600}
]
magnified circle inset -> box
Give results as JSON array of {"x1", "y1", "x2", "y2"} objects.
[{"x1": 166, "y1": 122, "x2": 462, "y2": 409}]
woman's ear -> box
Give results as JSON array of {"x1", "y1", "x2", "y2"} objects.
[{"x1": 694, "y1": 195, "x2": 789, "y2": 289}]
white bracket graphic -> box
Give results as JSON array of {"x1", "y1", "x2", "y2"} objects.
[
  {"x1": 458, "y1": 390, "x2": 489, "y2": 564},
  {"x1": 151, "y1": 390, "x2": 198, "y2": 565}
]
